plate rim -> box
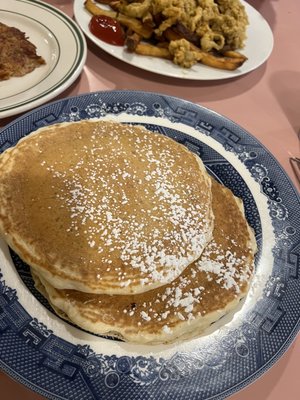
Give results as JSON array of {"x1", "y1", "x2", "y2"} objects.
[
  {"x1": 0, "y1": 0, "x2": 87, "y2": 119},
  {"x1": 0, "y1": 90, "x2": 299, "y2": 400}
]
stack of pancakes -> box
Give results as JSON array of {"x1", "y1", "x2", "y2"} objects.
[{"x1": 0, "y1": 120, "x2": 257, "y2": 344}]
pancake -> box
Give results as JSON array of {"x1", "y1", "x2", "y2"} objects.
[
  {"x1": 32, "y1": 180, "x2": 257, "y2": 344},
  {"x1": 0, "y1": 120, "x2": 214, "y2": 294}
]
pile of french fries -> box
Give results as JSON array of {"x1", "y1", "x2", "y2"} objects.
[{"x1": 84, "y1": 0, "x2": 248, "y2": 71}]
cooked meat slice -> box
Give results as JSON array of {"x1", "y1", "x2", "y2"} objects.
[{"x1": 0, "y1": 22, "x2": 46, "y2": 81}]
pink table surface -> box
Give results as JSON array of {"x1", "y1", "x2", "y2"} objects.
[{"x1": 0, "y1": 0, "x2": 299, "y2": 399}]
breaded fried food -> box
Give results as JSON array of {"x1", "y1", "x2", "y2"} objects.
[
  {"x1": 150, "y1": 0, "x2": 249, "y2": 52},
  {"x1": 85, "y1": 0, "x2": 249, "y2": 70},
  {"x1": 0, "y1": 22, "x2": 45, "y2": 81}
]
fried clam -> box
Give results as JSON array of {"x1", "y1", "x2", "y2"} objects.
[{"x1": 85, "y1": 0, "x2": 248, "y2": 70}]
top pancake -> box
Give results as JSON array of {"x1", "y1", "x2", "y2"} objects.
[
  {"x1": 32, "y1": 180, "x2": 257, "y2": 344},
  {"x1": 0, "y1": 120, "x2": 214, "y2": 294}
]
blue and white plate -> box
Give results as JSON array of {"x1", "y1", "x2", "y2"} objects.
[{"x1": 0, "y1": 91, "x2": 299, "y2": 400}]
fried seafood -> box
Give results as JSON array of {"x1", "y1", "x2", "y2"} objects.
[{"x1": 85, "y1": 0, "x2": 249, "y2": 71}]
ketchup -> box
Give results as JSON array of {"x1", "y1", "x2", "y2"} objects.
[{"x1": 89, "y1": 15, "x2": 125, "y2": 46}]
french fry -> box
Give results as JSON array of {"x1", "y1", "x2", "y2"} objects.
[
  {"x1": 184, "y1": 41, "x2": 246, "y2": 70},
  {"x1": 142, "y1": 12, "x2": 155, "y2": 29},
  {"x1": 125, "y1": 32, "x2": 141, "y2": 52},
  {"x1": 84, "y1": 0, "x2": 117, "y2": 18},
  {"x1": 200, "y1": 52, "x2": 246, "y2": 70},
  {"x1": 134, "y1": 43, "x2": 172, "y2": 60},
  {"x1": 165, "y1": 28, "x2": 246, "y2": 70},
  {"x1": 164, "y1": 28, "x2": 181, "y2": 42},
  {"x1": 94, "y1": 0, "x2": 116, "y2": 5},
  {"x1": 117, "y1": 14, "x2": 153, "y2": 39},
  {"x1": 222, "y1": 50, "x2": 247, "y2": 61},
  {"x1": 157, "y1": 42, "x2": 169, "y2": 49}
]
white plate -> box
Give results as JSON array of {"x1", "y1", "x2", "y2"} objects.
[
  {"x1": 73, "y1": 0, "x2": 273, "y2": 80},
  {"x1": 0, "y1": 0, "x2": 87, "y2": 118}
]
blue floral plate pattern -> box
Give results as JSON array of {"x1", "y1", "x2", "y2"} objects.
[{"x1": 0, "y1": 91, "x2": 299, "y2": 400}]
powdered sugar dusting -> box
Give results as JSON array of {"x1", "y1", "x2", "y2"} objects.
[
  {"x1": 40, "y1": 120, "x2": 213, "y2": 291},
  {"x1": 107, "y1": 237, "x2": 255, "y2": 337},
  {"x1": 196, "y1": 240, "x2": 253, "y2": 294}
]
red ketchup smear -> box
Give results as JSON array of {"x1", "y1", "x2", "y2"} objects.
[{"x1": 89, "y1": 15, "x2": 125, "y2": 46}]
